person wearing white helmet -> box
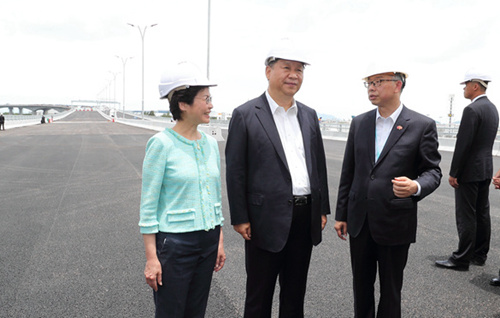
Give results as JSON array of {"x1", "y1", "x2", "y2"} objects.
[
  {"x1": 139, "y1": 61, "x2": 226, "y2": 317},
  {"x1": 334, "y1": 68, "x2": 442, "y2": 317},
  {"x1": 436, "y1": 70, "x2": 499, "y2": 273},
  {"x1": 225, "y1": 38, "x2": 330, "y2": 317}
]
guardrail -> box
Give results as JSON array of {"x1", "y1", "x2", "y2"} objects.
[
  {"x1": 101, "y1": 112, "x2": 500, "y2": 155},
  {"x1": 8, "y1": 109, "x2": 500, "y2": 155},
  {"x1": 99, "y1": 110, "x2": 225, "y2": 141},
  {"x1": 2, "y1": 109, "x2": 76, "y2": 129}
]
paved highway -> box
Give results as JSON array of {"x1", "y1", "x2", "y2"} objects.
[{"x1": 1, "y1": 111, "x2": 500, "y2": 317}]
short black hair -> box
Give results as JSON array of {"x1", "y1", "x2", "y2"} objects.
[
  {"x1": 169, "y1": 86, "x2": 206, "y2": 121},
  {"x1": 266, "y1": 58, "x2": 306, "y2": 69},
  {"x1": 394, "y1": 72, "x2": 406, "y2": 91}
]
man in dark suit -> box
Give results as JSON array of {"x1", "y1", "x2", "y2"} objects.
[
  {"x1": 436, "y1": 70, "x2": 499, "y2": 271},
  {"x1": 489, "y1": 168, "x2": 500, "y2": 285},
  {"x1": 225, "y1": 39, "x2": 330, "y2": 318},
  {"x1": 334, "y1": 68, "x2": 442, "y2": 318}
]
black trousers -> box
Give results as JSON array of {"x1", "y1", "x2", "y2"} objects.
[
  {"x1": 154, "y1": 227, "x2": 220, "y2": 318},
  {"x1": 349, "y1": 220, "x2": 410, "y2": 318},
  {"x1": 451, "y1": 179, "x2": 491, "y2": 265},
  {"x1": 243, "y1": 204, "x2": 313, "y2": 318}
]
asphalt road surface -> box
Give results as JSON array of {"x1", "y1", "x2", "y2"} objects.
[{"x1": 1, "y1": 111, "x2": 500, "y2": 317}]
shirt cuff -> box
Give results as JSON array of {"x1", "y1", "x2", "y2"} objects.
[{"x1": 412, "y1": 180, "x2": 422, "y2": 196}]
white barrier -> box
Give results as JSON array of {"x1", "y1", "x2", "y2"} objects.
[
  {"x1": 98, "y1": 110, "x2": 225, "y2": 141},
  {"x1": 9, "y1": 109, "x2": 500, "y2": 155},
  {"x1": 2, "y1": 109, "x2": 76, "y2": 129}
]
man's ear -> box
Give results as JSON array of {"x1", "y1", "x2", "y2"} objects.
[
  {"x1": 265, "y1": 65, "x2": 272, "y2": 81},
  {"x1": 395, "y1": 80, "x2": 403, "y2": 93}
]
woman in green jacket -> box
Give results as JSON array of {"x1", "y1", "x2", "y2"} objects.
[{"x1": 139, "y1": 61, "x2": 225, "y2": 318}]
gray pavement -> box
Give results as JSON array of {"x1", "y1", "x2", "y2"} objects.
[{"x1": 1, "y1": 111, "x2": 500, "y2": 317}]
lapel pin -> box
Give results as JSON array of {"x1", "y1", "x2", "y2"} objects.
[{"x1": 396, "y1": 125, "x2": 403, "y2": 130}]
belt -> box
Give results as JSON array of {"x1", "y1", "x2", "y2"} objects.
[{"x1": 293, "y1": 195, "x2": 311, "y2": 206}]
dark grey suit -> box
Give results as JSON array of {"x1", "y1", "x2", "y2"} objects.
[
  {"x1": 336, "y1": 106, "x2": 442, "y2": 317},
  {"x1": 225, "y1": 93, "x2": 330, "y2": 317},
  {"x1": 449, "y1": 96, "x2": 499, "y2": 265}
]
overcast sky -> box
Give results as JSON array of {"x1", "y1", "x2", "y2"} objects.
[{"x1": 1, "y1": 0, "x2": 499, "y2": 121}]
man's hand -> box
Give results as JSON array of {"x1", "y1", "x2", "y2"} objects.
[
  {"x1": 233, "y1": 222, "x2": 251, "y2": 240},
  {"x1": 321, "y1": 215, "x2": 327, "y2": 230},
  {"x1": 448, "y1": 176, "x2": 459, "y2": 189},
  {"x1": 334, "y1": 221, "x2": 347, "y2": 240},
  {"x1": 493, "y1": 168, "x2": 500, "y2": 189},
  {"x1": 493, "y1": 177, "x2": 500, "y2": 189},
  {"x1": 392, "y1": 176, "x2": 418, "y2": 198}
]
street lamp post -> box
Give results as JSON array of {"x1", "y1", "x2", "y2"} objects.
[
  {"x1": 128, "y1": 23, "x2": 157, "y2": 120},
  {"x1": 448, "y1": 94, "x2": 454, "y2": 128},
  {"x1": 116, "y1": 55, "x2": 133, "y2": 118},
  {"x1": 109, "y1": 71, "x2": 119, "y2": 105},
  {"x1": 207, "y1": 0, "x2": 211, "y2": 79},
  {"x1": 109, "y1": 71, "x2": 120, "y2": 118}
]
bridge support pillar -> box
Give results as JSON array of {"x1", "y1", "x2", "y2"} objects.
[{"x1": 8, "y1": 107, "x2": 13, "y2": 115}]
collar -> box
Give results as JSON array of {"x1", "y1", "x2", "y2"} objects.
[
  {"x1": 472, "y1": 94, "x2": 487, "y2": 103},
  {"x1": 376, "y1": 103, "x2": 403, "y2": 121},
  {"x1": 265, "y1": 90, "x2": 297, "y2": 114}
]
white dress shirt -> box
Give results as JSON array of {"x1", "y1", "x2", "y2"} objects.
[
  {"x1": 472, "y1": 94, "x2": 487, "y2": 103},
  {"x1": 266, "y1": 90, "x2": 311, "y2": 195},
  {"x1": 375, "y1": 103, "x2": 421, "y2": 196},
  {"x1": 375, "y1": 104, "x2": 403, "y2": 161}
]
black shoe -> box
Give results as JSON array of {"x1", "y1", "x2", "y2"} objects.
[
  {"x1": 435, "y1": 259, "x2": 469, "y2": 271},
  {"x1": 490, "y1": 277, "x2": 500, "y2": 286},
  {"x1": 471, "y1": 258, "x2": 485, "y2": 266}
]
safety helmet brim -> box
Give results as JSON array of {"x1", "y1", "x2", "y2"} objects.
[
  {"x1": 265, "y1": 38, "x2": 310, "y2": 66},
  {"x1": 159, "y1": 62, "x2": 217, "y2": 100},
  {"x1": 460, "y1": 68, "x2": 491, "y2": 87}
]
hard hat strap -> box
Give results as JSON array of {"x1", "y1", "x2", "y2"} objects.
[{"x1": 167, "y1": 85, "x2": 189, "y2": 102}]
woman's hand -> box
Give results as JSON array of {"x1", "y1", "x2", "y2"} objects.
[
  {"x1": 214, "y1": 229, "x2": 226, "y2": 272},
  {"x1": 143, "y1": 234, "x2": 162, "y2": 291},
  {"x1": 144, "y1": 258, "x2": 162, "y2": 291}
]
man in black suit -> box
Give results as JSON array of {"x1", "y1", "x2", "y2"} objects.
[
  {"x1": 225, "y1": 39, "x2": 330, "y2": 318},
  {"x1": 489, "y1": 168, "x2": 500, "y2": 285},
  {"x1": 334, "y1": 68, "x2": 442, "y2": 318},
  {"x1": 436, "y1": 70, "x2": 499, "y2": 271}
]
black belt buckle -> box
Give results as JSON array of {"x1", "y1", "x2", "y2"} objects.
[{"x1": 293, "y1": 195, "x2": 309, "y2": 206}]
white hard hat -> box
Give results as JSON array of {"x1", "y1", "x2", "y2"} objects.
[
  {"x1": 265, "y1": 37, "x2": 310, "y2": 66},
  {"x1": 159, "y1": 61, "x2": 216, "y2": 101},
  {"x1": 460, "y1": 68, "x2": 491, "y2": 88},
  {"x1": 362, "y1": 65, "x2": 408, "y2": 80}
]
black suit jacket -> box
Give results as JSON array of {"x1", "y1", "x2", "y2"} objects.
[
  {"x1": 450, "y1": 96, "x2": 499, "y2": 183},
  {"x1": 335, "y1": 106, "x2": 442, "y2": 246},
  {"x1": 225, "y1": 93, "x2": 331, "y2": 253}
]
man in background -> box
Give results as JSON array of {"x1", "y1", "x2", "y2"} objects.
[
  {"x1": 0, "y1": 113, "x2": 5, "y2": 130},
  {"x1": 436, "y1": 70, "x2": 498, "y2": 271},
  {"x1": 489, "y1": 168, "x2": 500, "y2": 285}
]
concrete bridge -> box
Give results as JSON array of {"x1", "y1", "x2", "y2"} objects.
[{"x1": 0, "y1": 104, "x2": 72, "y2": 115}]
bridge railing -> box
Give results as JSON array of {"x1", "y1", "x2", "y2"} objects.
[
  {"x1": 99, "y1": 110, "x2": 225, "y2": 141},
  {"x1": 7, "y1": 109, "x2": 500, "y2": 155},
  {"x1": 2, "y1": 109, "x2": 76, "y2": 129},
  {"x1": 101, "y1": 113, "x2": 500, "y2": 154}
]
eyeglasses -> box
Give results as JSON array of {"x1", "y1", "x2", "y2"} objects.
[
  {"x1": 364, "y1": 79, "x2": 398, "y2": 88},
  {"x1": 196, "y1": 95, "x2": 213, "y2": 104}
]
